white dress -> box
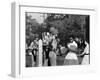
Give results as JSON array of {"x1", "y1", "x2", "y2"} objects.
[
  {"x1": 64, "y1": 41, "x2": 78, "y2": 65},
  {"x1": 67, "y1": 41, "x2": 78, "y2": 60}
]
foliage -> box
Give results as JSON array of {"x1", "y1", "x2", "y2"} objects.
[
  {"x1": 26, "y1": 13, "x2": 89, "y2": 46},
  {"x1": 45, "y1": 14, "x2": 89, "y2": 45}
]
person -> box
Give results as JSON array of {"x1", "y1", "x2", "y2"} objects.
[
  {"x1": 81, "y1": 41, "x2": 89, "y2": 65},
  {"x1": 49, "y1": 39, "x2": 57, "y2": 66},
  {"x1": 42, "y1": 32, "x2": 51, "y2": 66},
  {"x1": 51, "y1": 37, "x2": 57, "y2": 51},
  {"x1": 33, "y1": 38, "x2": 39, "y2": 66},
  {"x1": 28, "y1": 38, "x2": 39, "y2": 66},
  {"x1": 43, "y1": 44, "x2": 51, "y2": 66},
  {"x1": 64, "y1": 37, "x2": 79, "y2": 65},
  {"x1": 46, "y1": 35, "x2": 57, "y2": 66},
  {"x1": 49, "y1": 50, "x2": 57, "y2": 66},
  {"x1": 26, "y1": 49, "x2": 34, "y2": 67},
  {"x1": 75, "y1": 37, "x2": 80, "y2": 48},
  {"x1": 60, "y1": 45, "x2": 67, "y2": 55}
]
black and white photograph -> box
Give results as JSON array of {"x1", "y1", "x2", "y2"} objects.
[{"x1": 25, "y1": 12, "x2": 90, "y2": 67}]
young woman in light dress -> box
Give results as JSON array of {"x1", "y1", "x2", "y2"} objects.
[{"x1": 64, "y1": 37, "x2": 79, "y2": 65}]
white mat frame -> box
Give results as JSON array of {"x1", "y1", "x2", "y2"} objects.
[{"x1": 11, "y1": 2, "x2": 96, "y2": 78}]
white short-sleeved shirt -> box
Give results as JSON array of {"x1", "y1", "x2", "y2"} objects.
[{"x1": 68, "y1": 41, "x2": 78, "y2": 49}]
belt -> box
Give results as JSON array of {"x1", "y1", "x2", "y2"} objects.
[{"x1": 84, "y1": 53, "x2": 89, "y2": 55}]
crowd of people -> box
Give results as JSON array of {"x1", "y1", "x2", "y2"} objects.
[{"x1": 26, "y1": 32, "x2": 89, "y2": 67}]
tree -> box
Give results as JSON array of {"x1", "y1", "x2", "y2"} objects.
[
  {"x1": 45, "y1": 13, "x2": 88, "y2": 45},
  {"x1": 26, "y1": 14, "x2": 41, "y2": 45}
]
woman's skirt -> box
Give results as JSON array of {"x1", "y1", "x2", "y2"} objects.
[
  {"x1": 64, "y1": 52, "x2": 79, "y2": 65},
  {"x1": 64, "y1": 59, "x2": 79, "y2": 65},
  {"x1": 81, "y1": 55, "x2": 89, "y2": 65}
]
